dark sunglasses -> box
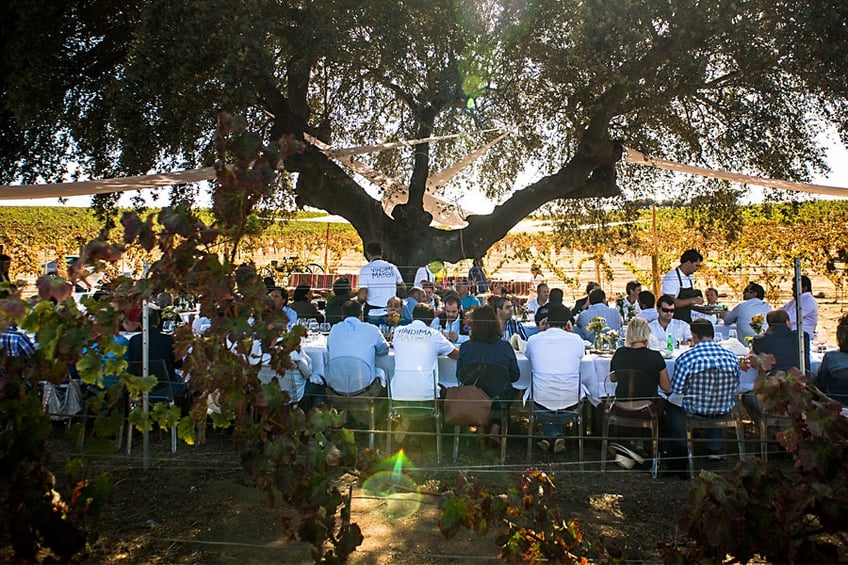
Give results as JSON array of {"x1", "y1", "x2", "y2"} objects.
[{"x1": 660, "y1": 307, "x2": 675, "y2": 313}]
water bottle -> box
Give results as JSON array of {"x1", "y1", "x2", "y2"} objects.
[{"x1": 666, "y1": 334, "x2": 674, "y2": 354}]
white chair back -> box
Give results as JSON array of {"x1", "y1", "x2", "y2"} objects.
[
  {"x1": 389, "y1": 362, "x2": 438, "y2": 402},
  {"x1": 325, "y1": 356, "x2": 372, "y2": 394}
]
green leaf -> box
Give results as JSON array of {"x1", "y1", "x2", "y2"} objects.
[{"x1": 439, "y1": 495, "x2": 473, "y2": 538}]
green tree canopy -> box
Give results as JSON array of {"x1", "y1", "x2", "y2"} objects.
[{"x1": 2, "y1": 0, "x2": 846, "y2": 270}]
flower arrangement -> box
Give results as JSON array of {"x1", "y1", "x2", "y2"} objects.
[
  {"x1": 604, "y1": 329, "x2": 619, "y2": 349},
  {"x1": 161, "y1": 305, "x2": 180, "y2": 322},
  {"x1": 750, "y1": 313, "x2": 764, "y2": 335},
  {"x1": 587, "y1": 316, "x2": 608, "y2": 334},
  {"x1": 587, "y1": 317, "x2": 609, "y2": 350}
]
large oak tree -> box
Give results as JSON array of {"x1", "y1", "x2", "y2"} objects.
[{"x1": 2, "y1": 0, "x2": 846, "y2": 271}]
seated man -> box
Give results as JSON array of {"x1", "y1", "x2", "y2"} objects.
[
  {"x1": 324, "y1": 277, "x2": 352, "y2": 326},
  {"x1": 690, "y1": 287, "x2": 720, "y2": 324},
  {"x1": 392, "y1": 303, "x2": 458, "y2": 408},
  {"x1": 326, "y1": 300, "x2": 389, "y2": 397},
  {"x1": 649, "y1": 294, "x2": 692, "y2": 348},
  {"x1": 752, "y1": 309, "x2": 810, "y2": 374},
  {"x1": 525, "y1": 304, "x2": 586, "y2": 453},
  {"x1": 430, "y1": 294, "x2": 470, "y2": 344},
  {"x1": 456, "y1": 278, "x2": 480, "y2": 310},
  {"x1": 526, "y1": 283, "x2": 549, "y2": 314},
  {"x1": 400, "y1": 287, "x2": 424, "y2": 325},
  {"x1": 534, "y1": 287, "x2": 563, "y2": 325},
  {"x1": 666, "y1": 319, "x2": 741, "y2": 467},
  {"x1": 637, "y1": 290, "x2": 658, "y2": 323},
  {"x1": 493, "y1": 296, "x2": 527, "y2": 342},
  {"x1": 268, "y1": 286, "x2": 298, "y2": 330},
  {"x1": 127, "y1": 309, "x2": 187, "y2": 409},
  {"x1": 817, "y1": 313, "x2": 848, "y2": 405},
  {"x1": 576, "y1": 288, "x2": 621, "y2": 341},
  {"x1": 572, "y1": 281, "x2": 601, "y2": 318},
  {"x1": 743, "y1": 309, "x2": 812, "y2": 427},
  {"x1": 721, "y1": 282, "x2": 771, "y2": 342},
  {"x1": 620, "y1": 280, "x2": 642, "y2": 321},
  {"x1": 1, "y1": 320, "x2": 36, "y2": 393}
]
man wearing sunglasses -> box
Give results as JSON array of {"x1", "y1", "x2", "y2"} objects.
[
  {"x1": 721, "y1": 283, "x2": 771, "y2": 342},
  {"x1": 649, "y1": 294, "x2": 692, "y2": 348}
]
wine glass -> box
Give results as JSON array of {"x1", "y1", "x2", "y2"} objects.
[
  {"x1": 728, "y1": 329, "x2": 738, "y2": 341},
  {"x1": 319, "y1": 322, "x2": 331, "y2": 333},
  {"x1": 812, "y1": 331, "x2": 826, "y2": 352},
  {"x1": 307, "y1": 318, "x2": 319, "y2": 335}
]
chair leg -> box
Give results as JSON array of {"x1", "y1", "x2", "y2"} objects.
[
  {"x1": 386, "y1": 407, "x2": 393, "y2": 454},
  {"x1": 170, "y1": 425, "x2": 177, "y2": 454},
  {"x1": 759, "y1": 417, "x2": 768, "y2": 460},
  {"x1": 686, "y1": 427, "x2": 695, "y2": 479},
  {"x1": 435, "y1": 413, "x2": 442, "y2": 464},
  {"x1": 600, "y1": 414, "x2": 610, "y2": 472},
  {"x1": 499, "y1": 417, "x2": 508, "y2": 464},
  {"x1": 452, "y1": 425, "x2": 460, "y2": 462},
  {"x1": 368, "y1": 402, "x2": 376, "y2": 450},
  {"x1": 734, "y1": 418, "x2": 745, "y2": 461},
  {"x1": 526, "y1": 414, "x2": 535, "y2": 464},
  {"x1": 650, "y1": 420, "x2": 659, "y2": 479},
  {"x1": 577, "y1": 418, "x2": 584, "y2": 471}
]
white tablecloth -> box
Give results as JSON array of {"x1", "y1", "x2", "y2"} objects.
[{"x1": 296, "y1": 336, "x2": 820, "y2": 406}]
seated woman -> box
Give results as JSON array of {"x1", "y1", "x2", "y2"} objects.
[
  {"x1": 609, "y1": 317, "x2": 671, "y2": 417},
  {"x1": 456, "y1": 305, "x2": 520, "y2": 441},
  {"x1": 290, "y1": 284, "x2": 324, "y2": 323},
  {"x1": 817, "y1": 313, "x2": 848, "y2": 406}
]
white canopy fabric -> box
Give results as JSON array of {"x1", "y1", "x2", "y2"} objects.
[
  {"x1": 2, "y1": 137, "x2": 846, "y2": 204},
  {"x1": 623, "y1": 147, "x2": 848, "y2": 198},
  {"x1": 0, "y1": 167, "x2": 216, "y2": 200}
]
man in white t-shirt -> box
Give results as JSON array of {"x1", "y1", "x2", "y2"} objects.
[
  {"x1": 649, "y1": 294, "x2": 693, "y2": 348},
  {"x1": 661, "y1": 249, "x2": 704, "y2": 323},
  {"x1": 391, "y1": 304, "x2": 458, "y2": 426},
  {"x1": 358, "y1": 242, "x2": 406, "y2": 325}
]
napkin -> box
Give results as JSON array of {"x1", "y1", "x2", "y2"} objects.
[
  {"x1": 719, "y1": 339, "x2": 749, "y2": 356},
  {"x1": 510, "y1": 334, "x2": 527, "y2": 353}
]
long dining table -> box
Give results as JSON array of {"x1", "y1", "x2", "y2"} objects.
[{"x1": 297, "y1": 333, "x2": 769, "y2": 407}]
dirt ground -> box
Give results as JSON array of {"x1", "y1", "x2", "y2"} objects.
[{"x1": 42, "y1": 419, "x2": 735, "y2": 564}]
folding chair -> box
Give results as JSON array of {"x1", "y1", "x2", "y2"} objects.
[
  {"x1": 325, "y1": 356, "x2": 379, "y2": 449},
  {"x1": 600, "y1": 371, "x2": 660, "y2": 477},
  {"x1": 126, "y1": 359, "x2": 179, "y2": 454},
  {"x1": 526, "y1": 370, "x2": 584, "y2": 468},
  {"x1": 386, "y1": 362, "x2": 442, "y2": 462},
  {"x1": 683, "y1": 368, "x2": 746, "y2": 478}
]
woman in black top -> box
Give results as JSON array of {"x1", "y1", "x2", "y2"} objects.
[{"x1": 609, "y1": 317, "x2": 671, "y2": 416}]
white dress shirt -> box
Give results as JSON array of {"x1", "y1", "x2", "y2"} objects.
[
  {"x1": 327, "y1": 316, "x2": 389, "y2": 382},
  {"x1": 649, "y1": 318, "x2": 692, "y2": 348},
  {"x1": 524, "y1": 328, "x2": 585, "y2": 410},
  {"x1": 782, "y1": 292, "x2": 819, "y2": 336},
  {"x1": 722, "y1": 297, "x2": 771, "y2": 341}
]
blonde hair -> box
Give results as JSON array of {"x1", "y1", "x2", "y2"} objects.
[{"x1": 625, "y1": 317, "x2": 652, "y2": 346}]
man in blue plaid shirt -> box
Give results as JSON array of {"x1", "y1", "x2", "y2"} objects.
[{"x1": 666, "y1": 319, "x2": 741, "y2": 469}]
